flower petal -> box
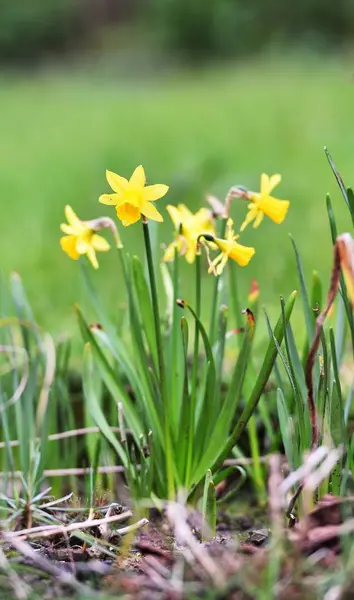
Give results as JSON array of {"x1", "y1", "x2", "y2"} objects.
[
  {"x1": 99, "y1": 193, "x2": 124, "y2": 206},
  {"x1": 166, "y1": 205, "x2": 183, "y2": 229},
  {"x1": 60, "y1": 223, "x2": 75, "y2": 235},
  {"x1": 253, "y1": 211, "x2": 264, "y2": 228},
  {"x1": 185, "y1": 242, "x2": 196, "y2": 264},
  {"x1": 240, "y1": 208, "x2": 257, "y2": 232},
  {"x1": 143, "y1": 184, "x2": 169, "y2": 202},
  {"x1": 268, "y1": 174, "x2": 281, "y2": 193},
  {"x1": 140, "y1": 201, "x2": 163, "y2": 223},
  {"x1": 116, "y1": 203, "x2": 141, "y2": 227},
  {"x1": 65, "y1": 205, "x2": 83, "y2": 232},
  {"x1": 163, "y1": 240, "x2": 178, "y2": 262},
  {"x1": 60, "y1": 235, "x2": 80, "y2": 260},
  {"x1": 77, "y1": 239, "x2": 89, "y2": 254},
  {"x1": 87, "y1": 246, "x2": 99, "y2": 269},
  {"x1": 129, "y1": 165, "x2": 146, "y2": 188},
  {"x1": 91, "y1": 234, "x2": 110, "y2": 252},
  {"x1": 106, "y1": 170, "x2": 129, "y2": 194},
  {"x1": 216, "y1": 253, "x2": 229, "y2": 275},
  {"x1": 260, "y1": 173, "x2": 271, "y2": 196}
]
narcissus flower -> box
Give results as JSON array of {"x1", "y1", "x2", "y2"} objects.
[
  {"x1": 60, "y1": 205, "x2": 111, "y2": 269},
  {"x1": 240, "y1": 174, "x2": 289, "y2": 232},
  {"x1": 99, "y1": 165, "x2": 169, "y2": 227},
  {"x1": 206, "y1": 218, "x2": 255, "y2": 275},
  {"x1": 163, "y1": 204, "x2": 215, "y2": 264}
]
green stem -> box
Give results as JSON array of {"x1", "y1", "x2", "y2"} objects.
[
  {"x1": 209, "y1": 219, "x2": 227, "y2": 346},
  {"x1": 142, "y1": 220, "x2": 175, "y2": 499},
  {"x1": 248, "y1": 415, "x2": 266, "y2": 501},
  {"x1": 170, "y1": 248, "x2": 181, "y2": 433},
  {"x1": 185, "y1": 252, "x2": 201, "y2": 486},
  {"x1": 228, "y1": 263, "x2": 243, "y2": 333}
]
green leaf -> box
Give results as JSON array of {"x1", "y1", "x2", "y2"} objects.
[
  {"x1": 201, "y1": 470, "x2": 216, "y2": 542},
  {"x1": 290, "y1": 235, "x2": 314, "y2": 343},
  {"x1": 191, "y1": 312, "x2": 254, "y2": 486},
  {"x1": 325, "y1": 146, "x2": 354, "y2": 225},
  {"x1": 132, "y1": 255, "x2": 158, "y2": 370},
  {"x1": 277, "y1": 388, "x2": 296, "y2": 469},
  {"x1": 76, "y1": 305, "x2": 145, "y2": 445},
  {"x1": 213, "y1": 290, "x2": 297, "y2": 475},
  {"x1": 83, "y1": 343, "x2": 128, "y2": 469}
]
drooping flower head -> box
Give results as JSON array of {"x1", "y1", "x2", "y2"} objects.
[
  {"x1": 60, "y1": 205, "x2": 111, "y2": 269},
  {"x1": 163, "y1": 204, "x2": 215, "y2": 264},
  {"x1": 99, "y1": 165, "x2": 169, "y2": 227},
  {"x1": 205, "y1": 218, "x2": 255, "y2": 276},
  {"x1": 240, "y1": 174, "x2": 290, "y2": 232}
]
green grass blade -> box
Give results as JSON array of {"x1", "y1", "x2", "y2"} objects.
[
  {"x1": 277, "y1": 388, "x2": 297, "y2": 470},
  {"x1": 325, "y1": 146, "x2": 354, "y2": 224},
  {"x1": 132, "y1": 255, "x2": 158, "y2": 370},
  {"x1": 201, "y1": 470, "x2": 216, "y2": 542},
  {"x1": 212, "y1": 290, "x2": 297, "y2": 475},
  {"x1": 83, "y1": 343, "x2": 128, "y2": 469},
  {"x1": 76, "y1": 305, "x2": 145, "y2": 444}
]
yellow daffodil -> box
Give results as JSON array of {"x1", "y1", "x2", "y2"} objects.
[
  {"x1": 99, "y1": 165, "x2": 169, "y2": 227},
  {"x1": 240, "y1": 174, "x2": 290, "y2": 232},
  {"x1": 163, "y1": 204, "x2": 215, "y2": 264},
  {"x1": 60, "y1": 205, "x2": 110, "y2": 269},
  {"x1": 207, "y1": 218, "x2": 255, "y2": 275}
]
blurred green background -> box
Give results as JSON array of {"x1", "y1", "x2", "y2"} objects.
[{"x1": 0, "y1": 0, "x2": 353, "y2": 339}]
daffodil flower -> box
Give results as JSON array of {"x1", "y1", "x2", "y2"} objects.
[
  {"x1": 206, "y1": 218, "x2": 255, "y2": 275},
  {"x1": 99, "y1": 165, "x2": 169, "y2": 227},
  {"x1": 163, "y1": 204, "x2": 215, "y2": 264},
  {"x1": 60, "y1": 205, "x2": 111, "y2": 269},
  {"x1": 240, "y1": 174, "x2": 290, "y2": 232}
]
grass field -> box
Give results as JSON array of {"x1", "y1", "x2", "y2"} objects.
[{"x1": 0, "y1": 52, "x2": 353, "y2": 338}]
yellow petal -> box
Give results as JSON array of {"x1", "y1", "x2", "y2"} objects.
[
  {"x1": 140, "y1": 201, "x2": 163, "y2": 223},
  {"x1": 268, "y1": 174, "x2": 281, "y2": 193},
  {"x1": 253, "y1": 211, "x2": 264, "y2": 228},
  {"x1": 91, "y1": 234, "x2": 110, "y2": 252},
  {"x1": 116, "y1": 203, "x2": 141, "y2": 227},
  {"x1": 259, "y1": 197, "x2": 289, "y2": 224},
  {"x1": 185, "y1": 242, "x2": 196, "y2": 264},
  {"x1": 129, "y1": 165, "x2": 146, "y2": 188},
  {"x1": 65, "y1": 205, "x2": 83, "y2": 232},
  {"x1": 87, "y1": 246, "x2": 99, "y2": 269},
  {"x1": 77, "y1": 239, "x2": 89, "y2": 254},
  {"x1": 60, "y1": 223, "x2": 75, "y2": 235},
  {"x1": 177, "y1": 204, "x2": 193, "y2": 220},
  {"x1": 106, "y1": 170, "x2": 129, "y2": 194},
  {"x1": 229, "y1": 242, "x2": 255, "y2": 267},
  {"x1": 163, "y1": 241, "x2": 178, "y2": 262},
  {"x1": 260, "y1": 173, "x2": 271, "y2": 196},
  {"x1": 240, "y1": 208, "x2": 257, "y2": 232},
  {"x1": 60, "y1": 235, "x2": 80, "y2": 260},
  {"x1": 143, "y1": 184, "x2": 169, "y2": 202},
  {"x1": 216, "y1": 253, "x2": 229, "y2": 275},
  {"x1": 99, "y1": 193, "x2": 124, "y2": 206},
  {"x1": 194, "y1": 208, "x2": 214, "y2": 233},
  {"x1": 166, "y1": 205, "x2": 183, "y2": 228}
]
